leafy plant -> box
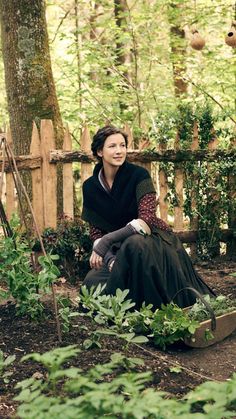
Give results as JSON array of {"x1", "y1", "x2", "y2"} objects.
[
  {"x1": 96, "y1": 328, "x2": 149, "y2": 350},
  {"x1": 78, "y1": 286, "x2": 148, "y2": 348},
  {"x1": 148, "y1": 303, "x2": 199, "y2": 350},
  {"x1": 0, "y1": 218, "x2": 61, "y2": 319},
  {"x1": 149, "y1": 103, "x2": 235, "y2": 260},
  {"x1": 57, "y1": 296, "x2": 79, "y2": 333},
  {"x1": 83, "y1": 331, "x2": 102, "y2": 350},
  {"x1": 125, "y1": 301, "x2": 200, "y2": 350},
  {"x1": 185, "y1": 375, "x2": 236, "y2": 416},
  {"x1": 0, "y1": 350, "x2": 16, "y2": 384},
  {"x1": 14, "y1": 346, "x2": 236, "y2": 418},
  {"x1": 127, "y1": 302, "x2": 155, "y2": 334},
  {"x1": 79, "y1": 285, "x2": 136, "y2": 330},
  {"x1": 37, "y1": 216, "x2": 92, "y2": 284},
  {"x1": 22, "y1": 345, "x2": 81, "y2": 388},
  {"x1": 79, "y1": 286, "x2": 200, "y2": 350}
]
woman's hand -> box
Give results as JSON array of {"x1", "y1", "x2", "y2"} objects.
[{"x1": 89, "y1": 250, "x2": 103, "y2": 270}]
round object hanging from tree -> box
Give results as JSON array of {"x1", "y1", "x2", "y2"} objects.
[
  {"x1": 225, "y1": 21, "x2": 236, "y2": 47},
  {"x1": 190, "y1": 29, "x2": 206, "y2": 50}
]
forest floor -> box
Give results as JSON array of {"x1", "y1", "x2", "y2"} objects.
[{"x1": 0, "y1": 259, "x2": 236, "y2": 418}]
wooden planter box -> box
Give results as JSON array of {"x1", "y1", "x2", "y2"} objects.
[{"x1": 184, "y1": 309, "x2": 236, "y2": 348}]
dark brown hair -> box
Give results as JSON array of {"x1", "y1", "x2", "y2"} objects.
[{"x1": 91, "y1": 126, "x2": 128, "y2": 160}]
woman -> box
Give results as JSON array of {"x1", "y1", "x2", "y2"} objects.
[{"x1": 82, "y1": 126, "x2": 214, "y2": 309}]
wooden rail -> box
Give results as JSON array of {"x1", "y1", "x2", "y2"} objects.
[{"x1": 49, "y1": 149, "x2": 236, "y2": 164}]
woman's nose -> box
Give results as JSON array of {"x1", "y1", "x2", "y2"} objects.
[{"x1": 115, "y1": 146, "x2": 123, "y2": 152}]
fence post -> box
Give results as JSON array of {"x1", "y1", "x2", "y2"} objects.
[
  {"x1": 5, "y1": 127, "x2": 16, "y2": 221},
  {"x1": 80, "y1": 125, "x2": 92, "y2": 184},
  {"x1": 158, "y1": 141, "x2": 168, "y2": 222},
  {"x1": 227, "y1": 134, "x2": 236, "y2": 257},
  {"x1": 124, "y1": 123, "x2": 134, "y2": 149},
  {"x1": 189, "y1": 121, "x2": 199, "y2": 258},
  {"x1": 63, "y1": 125, "x2": 74, "y2": 219},
  {"x1": 139, "y1": 138, "x2": 152, "y2": 174},
  {"x1": 40, "y1": 120, "x2": 57, "y2": 229},
  {"x1": 207, "y1": 130, "x2": 220, "y2": 256},
  {"x1": 174, "y1": 131, "x2": 184, "y2": 231},
  {"x1": 124, "y1": 123, "x2": 152, "y2": 173},
  {"x1": 0, "y1": 173, "x2": 6, "y2": 204},
  {"x1": 30, "y1": 122, "x2": 44, "y2": 234},
  {"x1": 0, "y1": 135, "x2": 6, "y2": 201}
]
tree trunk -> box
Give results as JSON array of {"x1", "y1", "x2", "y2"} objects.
[
  {"x1": 168, "y1": 4, "x2": 188, "y2": 97},
  {"x1": 74, "y1": 0, "x2": 82, "y2": 114},
  {"x1": 114, "y1": 0, "x2": 132, "y2": 116},
  {"x1": 114, "y1": 0, "x2": 130, "y2": 78},
  {"x1": 89, "y1": 1, "x2": 99, "y2": 83},
  {"x1": 168, "y1": 4, "x2": 187, "y2": 232},
  {"x1": 0, "y1": 0, "x2": 64, "y2": 153},
  {"x1": 169, "y1": 26, "x2": 188, "y2": 97},
  {"x1": 0, "y1": 0, "x2": 64, "y2": 218}
]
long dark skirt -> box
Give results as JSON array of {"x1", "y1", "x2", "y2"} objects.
[{"x1": 83, "y1": 229, "x2": 214, "y2": 310}]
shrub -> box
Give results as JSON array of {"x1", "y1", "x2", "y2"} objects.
[
  {"x1": 0, "y1": 217, "x2": 60, "y2": 319},
  {"x1": 35, "y1": 216, "x2": 92, "y2": 284}
]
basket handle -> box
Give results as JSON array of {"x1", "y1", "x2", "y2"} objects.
[{"x1": 171, "y1": 287, "x2": 216, "y2": 331}]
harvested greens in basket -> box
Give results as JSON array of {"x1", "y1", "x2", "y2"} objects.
[{"x1": 187, "y1": 295, "x2": 236, "y2": 322}]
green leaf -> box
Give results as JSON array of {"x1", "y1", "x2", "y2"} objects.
[
  {"x1": 169, "y1": 365, "x2": 183, "y2": 373},
  {"x1": 130, "y1": 335, "x2": 149, "y2": 344}
]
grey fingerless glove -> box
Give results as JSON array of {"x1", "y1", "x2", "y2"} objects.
[
  {"x1": 104, "y1": 249, "x2": 116, "y2": 269},
  {"x1": 93, "y1": 224, "x2": 136, "y2": 258}
]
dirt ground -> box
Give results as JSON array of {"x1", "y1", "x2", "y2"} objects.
[{"x1": 0, "y1": 260, "x2": 236, "y2": 418}]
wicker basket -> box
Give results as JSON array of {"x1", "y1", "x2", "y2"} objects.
[
  {"x1": 172, "y1": 287, "x2": 236, "y2": 348},
  {"x1": 184, "y1": 309, "x2": 236, "y2": 348}
]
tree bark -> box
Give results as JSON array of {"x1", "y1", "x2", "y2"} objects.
[
  {"x1": 74, "y1": 0, "x2": 82, "y2": 113},
  {"x1": 0, "y1": 0, "x2": 64, "y2": 153},
  {"x1": 168, "y1": 4, "x2": 188, "y2": 97},
  {"x1": 0, "y1": 0, "x2": 64, "y2": 217},
  {"x1": 89, "y1": 1, "x2": 99, "y2": 82},
  {"x1": 114, "y1": 0, "x2": 130, "y2": 79},
  {"x1": 114, "y1": 0, "x2": 132, "y2": 116}
]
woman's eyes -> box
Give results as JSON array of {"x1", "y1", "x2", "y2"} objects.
[{"x1": 108, "y1": 144, "x2": 126, "y2": 148}]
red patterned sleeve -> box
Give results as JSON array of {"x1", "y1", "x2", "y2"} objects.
[
  {"x1": 138, "y1": 193, "x2": 172, "y2": 232},
  {"x1": 89, "y1": 225, "x2": 104, "y2": 242}
]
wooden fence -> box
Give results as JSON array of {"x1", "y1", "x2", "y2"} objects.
[{"x1": 0, "y1": 119, "x2": 235, "y2": 256}]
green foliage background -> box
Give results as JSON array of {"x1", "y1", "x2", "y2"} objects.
[{"x1": 1, "y1": 0, "x2": 235, "y2": 139}]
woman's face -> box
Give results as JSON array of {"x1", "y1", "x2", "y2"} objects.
[{"x1": 97, "y1": 133, "x2": 127, "y2": 168}]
